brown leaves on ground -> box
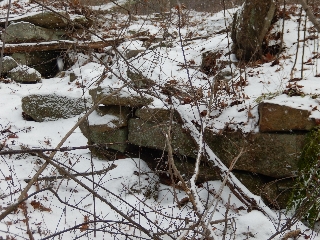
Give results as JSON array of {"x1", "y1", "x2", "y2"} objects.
[{"x1": 30, "y1": 200, "x2": 52, "y2": 212}]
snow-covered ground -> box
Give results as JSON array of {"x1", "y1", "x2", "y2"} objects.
[{"x1": 0, "y1": 0, "x2": 320, "y2": 239}]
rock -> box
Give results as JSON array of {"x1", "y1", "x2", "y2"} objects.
[
  {"x1": 1, "y1": 56, "x2": 18, "y2": 74},
  {"x1": 4, "y1": 22, "x2": 65, "y2": 44},
  {"x1": 21, "y1": 94, "x2": 85, "y2": 121},
  {"x1": 125, "y1": 49, "x2": 145, "y2": 59},
  {"x1": 204, "y1": 129, "x2": 305, "y2": 178},
  {"x1": 261, "y1": 178, "x2": 293, "y2": 209},
  {"x1": 233, "y1": 171, "x2": 293, "y2": 209},
  {"x1": 8, "y1": 65, "x2": 41, "y2": 83},
  {"x1": 231, "y1": 0, "x2": 276, "y2": 61},
  {"x1": 259, "y1": 102, "x2": 315, "y2": 132},
  {"x1": 79, "y1": 106, "x2": 131, "y2": 152},
  {"x1": 89, "y1": 87, "x2": 153, "y2": 107},
  {"x1": 127, "y1": 69, "x2": 155, "y2": 89},
  {"x1": 128, "y1": 118, "x2": 197, "y2": 158},
  {"x1": 135, "y1": 108, "x2": 182, "y2": 123},
  {"x1": 18, "y1": 11, "x2": 70, "y2": 29},
  {"x1": 11, "y1": 51, "x2": 63, "y2": 78}
]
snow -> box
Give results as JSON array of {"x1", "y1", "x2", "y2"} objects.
[{"x1": 0, "y1": 0, "x2": 319, "y2": 239}]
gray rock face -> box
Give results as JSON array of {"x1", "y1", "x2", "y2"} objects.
[
  {"x1": 21, "y1": 94, "x2": 85, "y2": 121},
  {"x1": 231, "y1": 0, "x2": 276, "y2": 60},
  {"x1": 135, "y1": 108, "x2": 182, "y2": 123},
  {"x1": 127, "y1": 69, "x2": 155, "y2": 89},
  {"x1": 18, "y1": 11, "x2": 70, "y2": 29},
  {"x1": 89, "y1": 87, "x2": 153, "y2": 107},
  {"x1": 204, "y1": 129, "x2": 305, "y2": 178},
  {"x1": 128, "y1": 118, "x2": 197, "y2": 158},
  {"x1": 8, "y1": 65, "x2": 41, "y2": 83},
  {"x1": 4, "y1": 22, "x2": 63, "y2": 43},
  {"x1": 79, "y1": 106, "x2": 131, "y2": 152},
  {"x1": 1, "y1": 56, "x2": 18, "y2": 74},
  {"x1": 259, "y1": 102, "x2": 316, "y2": 132}
]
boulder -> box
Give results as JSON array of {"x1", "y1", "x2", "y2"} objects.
[
  {"x1": 259, "y1": 102, "x2": 316, "y2": 132},
  {"x1": 128, "y1": 118, "x2": 197, "y2": 158},
  {"x1": 18, "y1": 11, "x2": 70, "y2": 29},
  {"x1": 8, "y1": 65, "x2": 41, "y2": 83},
  {"x1": 231, "y1": 0, "x2": 276, "y2": 61},
  {"x1": 1, "y1": 56, "x2": 18, "y2": 74},
  {"x1": 4, "y1": 22, "x2": 65, "y2": 44},
  {"x1": 89, "y1": 87, "x2": 153, "y2": 107},
  {"x1": 135, "y1": 108, "x2": 182, "y2": 123},
  {"x1": 79, "y1": 106, "x2": 131, "y2": 152},
  {"x1": 204, "y1": 129, "x2": 305, "y2": 178},
  {"x1": 127, "y1": 69, "x2": 155, "y2": 89},
  {"x1": 21, "y1": 94, "x2": 85, "y2": 121}
]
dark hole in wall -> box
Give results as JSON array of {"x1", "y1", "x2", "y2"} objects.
[{"x1": 10, "y1": 50, "x2": 71, "y2": 78}]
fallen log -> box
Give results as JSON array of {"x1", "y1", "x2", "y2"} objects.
[{"x1": 1, "y1": 39, "x2": 124, "y2": 54}]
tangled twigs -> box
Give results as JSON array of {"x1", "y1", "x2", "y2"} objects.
[{"x1": 24, "y1": 163, "x2": 117, "y2": 183}]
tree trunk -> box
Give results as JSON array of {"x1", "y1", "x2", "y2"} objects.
[{"x1": 231, "y1": 0, "x2": 276, "y2": 61}]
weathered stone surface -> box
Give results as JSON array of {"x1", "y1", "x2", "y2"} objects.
[
  {"x1": 21, "y1": 94, "x2": 85, "y2": 121},
  {"x1": 259, "y1": 102, "x2": 315, "y2": 132},
  {"x1": 4, "y1": 22, "x2": 65, "y2": 44},
  {"x1": 96, "y1": 105, "x2": 131, "y2": 122},
  {"x1": 233, "y1": 171, "x2": 293, "y2": 209},
  {"x1": 128, "y1": 118, "x2": 197, "y2": 157},
  {"x1": 89, "y1": 87, "x2": 153, "y2": 107},
  {"x1": 8, "y1": 65, "x2": 41, "y2": 83},
  {"x1": 79, "y1": 107, "x2": 130, "y2": 152},
  {"x1": 125, "y1": 49, "x2": 145, "y2": 59},
  {"x1": 12, "y1": 51, "x2": 62, "y2": 77},
  {"x1": 19, "y1": 11, "x2": 70, "y2": 29},
  {"x1": 1, "y1": 56, "x2": 18, "y2": 74},
  {"x1": 231, "y1": 0, "x2": 276, "y2": 60},
  {"x1": 204, "y1": 129, "x2": 305, "y2": 178},
  {"x1": 135, "y1": 108, "x2": 182, "y2": 123},
  {"x1": 127, "y1": 69, "x2": 155, "y2": 89}
]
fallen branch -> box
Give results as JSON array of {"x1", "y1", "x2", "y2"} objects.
[
  {"x1": 0, "y1": 143, "x2": 125, "y2": 155},
  {"x1": 1, "y1": 39, "x2": 123, "y2": 54},
  {"x1": 24, "y1": 163, "x2": 117, "y2": 183}
]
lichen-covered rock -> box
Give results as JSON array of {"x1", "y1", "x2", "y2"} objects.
[
  {"x1": 8, "y1": 65, "x2": 41, "y2": 83},
  {"x1": 21, "y1": 94, "x2": 85, "y2": 121},
  {"x1": 89, "y1": 87, "x2": 153, "y2": 107},
  {"x1": 1, "y1": 56, "x2": 18, "y2": 74},
  {"x1": 4, "y1": 22, "x2": 63, "y2": 43},
  {"x1": 259, "y1": 102, "x2": 315, "y2": 132},
  {"x1": 128, "y1": 118, "x2": 197, "y2": 157},
  {"x1": 135, "y1": 108, "x2": 182, "y2": 123},
  {"x1": 18, "y1": 11, "x2": 70, "y2": 29},
  {"x1": 127, "y1": 69, "x2": 155, "y2": 89},
  {"x1": 79, "y1": 106, "x2": 131, "y2": 152},
  {"x1": 204, "y1": 129, "x2": 305, "y2": 178},
  {"x1": 231, "y1": 0, "x2": 276, "y2": 61}
]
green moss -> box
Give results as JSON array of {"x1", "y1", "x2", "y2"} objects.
[{"x1": 287, "y1": 127, "x2": 320, "y2": 226}]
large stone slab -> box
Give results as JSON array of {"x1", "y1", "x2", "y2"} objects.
[
  {"x1": 204, "y1": 129, "x2": 305, "y2": 178},
  {"x1": 128, "y1": 118, "x2": 197, "y2": 157},
  {"x1": 89, "y1": 87, "x2": 153, "y2": 107},
  {"x1": 8, "y1": 65, "x2": 41, "y2": 83},
  {"x1": 21, "y1": 94, "x2": 85, "y2": 121},
  {"x1": 259, "y1": 102, "x2": 315, "y2": 132},
  {"x1": 231, "y1": 0, "x2": 276, "y2": 60},
  {"x1": 79, "y1": 106, "x2": 130, "y2": 152},
  {"x1": 1, "y1": 56, "x2": 18, "y2": 75},
  {"x1": 135, "y1": 108, "x2": 182, "y2": 123},
  {"x1": 4, "y1": 22, "x2": 65, "y2": 44}
]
